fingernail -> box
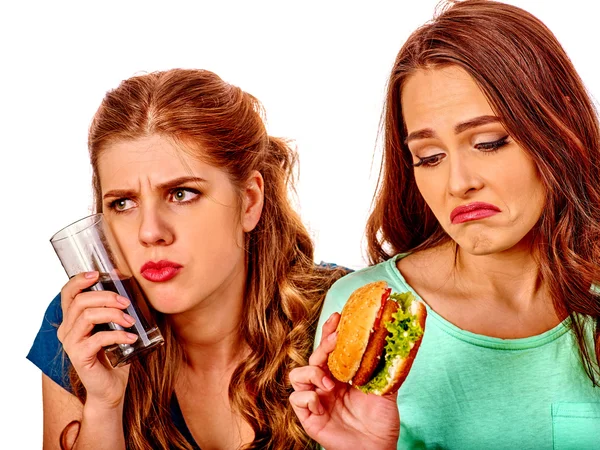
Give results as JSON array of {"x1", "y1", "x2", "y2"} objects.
[
  {"x1": 84, "y1": 271, "x2": 98, "y2": 279},
  {"x1": 322, "y1": 376, "x2": 335, "y2": 390},
  {"x1": 124, "y1": 314, "x2": 135, "y2": 325},
  {"x1": 126, "y1": 333, "x2": 138, "y2": 342},
  {"x1": 116, "y1": 296, "x2": 131, "y2": 306},
  {"x1": 327, "y1": 331, "x2": 338, "y2": 341},
  {"x1": 318, "y1": 404, "x2": 325, "y2": 415}
]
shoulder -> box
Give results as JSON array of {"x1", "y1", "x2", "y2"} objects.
[
  {"x1": 326, "y1": 261, "x2": 395, "y2": 303},
  {"x1": 325, "y1": 255, "x2": 404, "y2": 304},
  {"x1": 315, "y1": 258, "x2": 400, "y2": 346}
]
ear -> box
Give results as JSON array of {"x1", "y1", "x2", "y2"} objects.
[{"x1": 240, "y1": 170, "x2": 264, "y2": 233}]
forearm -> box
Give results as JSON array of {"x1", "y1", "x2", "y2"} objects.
[{"x1": 72, "y1": 399, "x2": 126, "y2": 450}]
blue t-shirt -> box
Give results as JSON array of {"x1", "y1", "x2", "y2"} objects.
[{"x1": 26, "y1": 294, "x2": 200, "y2": 450}]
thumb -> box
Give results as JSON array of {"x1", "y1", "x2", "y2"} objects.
[{"x1": 382, "y1": 387, "x2": 399, "y2": 401}]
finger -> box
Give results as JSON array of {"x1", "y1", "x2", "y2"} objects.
[
  {"x1": 63, "y1": 307, "x2": 137, "y2": 344},
  {"x1": 382, "y1": 387, "x2": 400, "y2": 403},
  {"x1": 289, "y1": 366, "x2": 335, "y2": 392},
  {"x1": 60, "y1": 290, "x2": 131, "y2": 336},
  {"x1": 305, "y1": 313, "x2": 340, "y2": 368},
  {"x1": 59, "y1": 288, "x2": 133, "y2": 344},
  {"x1": 308, "y1": 329, "x2": 338, "y2": 368},
  {"x1": 320, "y1": 312, "x2": 341, "y2": 345},
  {"x1": 65, "y1": 330, "x2": 138, "y2": 366},
  {"x1": 87, "y1": 330, "x2": 138, "y2": 350},
  {"x1": 60, "y1": 271, "x2": 100, "y2": 311},
  {"x1": 289, "y1": 390, "x2": 325, "y2": 422},
  {"x1": 69, "y1": 291, "x2": 131, "y2": 316}
]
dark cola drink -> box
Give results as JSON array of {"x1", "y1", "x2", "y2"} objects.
[
  {"x1": 51, "y1": 214, "x2": 165, "y2": 367},
  {"x1": 85, "y1": 274, "x2": 164, "y2": 367}
]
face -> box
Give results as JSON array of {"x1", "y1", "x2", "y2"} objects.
[
  {"x1": 401, "y1": 65, "x2": 546, "y2": 255},
  {"x1": 97, "y1": 135, "x2": 263, "y2": 314}
]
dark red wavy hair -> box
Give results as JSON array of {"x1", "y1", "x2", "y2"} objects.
[{"x1": 367, "y1": 0, "x2": 600, "y2": 383}]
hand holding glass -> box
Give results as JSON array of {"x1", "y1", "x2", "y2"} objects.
[{"x1": 51, "y1": 213, "x2": 164, "y2": 367}]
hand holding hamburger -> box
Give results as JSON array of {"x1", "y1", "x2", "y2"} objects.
[
  {"x1": 327, "y1": 280, "x2": 427, "y2": 395},
  {"x1": 288, "y1": 280, "x2": 419, "y2": 449}
]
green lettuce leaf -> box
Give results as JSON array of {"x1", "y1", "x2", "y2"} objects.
[{"x1": 356, "y1": 292, "x2": 423, "y2": 394}]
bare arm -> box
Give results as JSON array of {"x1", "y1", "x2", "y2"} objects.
[
  {"x1": 42, "y1": 373, "x2": 82, "y2": 449},
  {"x1": 45, "y1": 272, "x2": 134, "y2": 449},
  {"x1": 42, "y1": 373, "x2": 126, "y2": 450}
]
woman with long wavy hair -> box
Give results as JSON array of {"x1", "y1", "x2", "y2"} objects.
[
  {"x1": 289, "y1": 1, "x2": 600, "y2": 448},
  {"x1": 27, "y1": 68, "x2": 346, "y2": 449}
]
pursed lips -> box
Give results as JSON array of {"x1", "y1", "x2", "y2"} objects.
[{"x1": 140, "y1": 260, "x2": 183, "y2": 282}]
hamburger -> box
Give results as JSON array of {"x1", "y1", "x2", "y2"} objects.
[{"x1": 327, "y1": 280, "x2": 426, "y2": 395}]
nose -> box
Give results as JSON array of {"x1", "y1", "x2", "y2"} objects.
[
  {"x1": 138, "y1": 205, "x2": 174, "y2": 247},
  {"x1": 446, "y1": 153, "x2": 484, "y2": 198}
]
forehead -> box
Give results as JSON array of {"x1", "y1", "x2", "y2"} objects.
[
  {"x1": 96, "y1": 135, "x2": 220, "y2": 189},
  {"x1": 401, "y1": 66, "x2": 495, "y2": 130}
]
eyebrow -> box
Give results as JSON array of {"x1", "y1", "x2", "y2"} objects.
[
  {"x1": 103, "y1": 176, "x2": 207, "y2": 199},
  {"x1": 404, "y1": 115, "x2": 501, "y2": 144}
]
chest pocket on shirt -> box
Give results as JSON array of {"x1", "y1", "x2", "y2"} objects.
[{"x1": 552, "y1": 402, "x2": 600, "y2": 450}]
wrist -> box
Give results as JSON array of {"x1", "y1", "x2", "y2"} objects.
[
  {"x1": 74, "y1": 399, "x2": 126, "y2": 450},
  {"x1": 84, "y1": 386, "x2": 127, "y2": 410},
  {"x1": 83, "y1": 396, "x2": 125, "y2": 420}
]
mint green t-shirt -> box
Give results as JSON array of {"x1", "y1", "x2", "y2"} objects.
[{"x1": 316, "y1": 255, "x2": 600, "y2": 449}]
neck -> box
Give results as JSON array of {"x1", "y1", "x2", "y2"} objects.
[
  {"x1": 451, "y1": 240, "x2": 547, "y2": 313},
  {"x1": 170, "y1": 264, "x2": 249, "y2": 374}
]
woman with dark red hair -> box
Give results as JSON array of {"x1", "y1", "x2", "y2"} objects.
[{"x1": 290, "y1": 1, "x2": 600, "y2": 448}]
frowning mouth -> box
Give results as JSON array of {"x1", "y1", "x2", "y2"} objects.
[
  {"x1": 140, "y1": 260, "x2": 183, "y2": 282},
  {"x1": 450, "y1": 202, "x2": 501, "y2": 224}
]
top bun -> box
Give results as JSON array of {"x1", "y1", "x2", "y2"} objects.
[{"x1": 327, "y1": 281, "x2": 389, "y2": 382}]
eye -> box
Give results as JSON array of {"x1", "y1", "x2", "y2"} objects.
[
  {"x1": 412, "y1": 153, "x2": 445, "y2": 168},
  {"x1": 169, "y1": 188, "x2": 200, "y2": 203},
  {"x1": 474, "y1": 135, "x2": 510, "y2": 152},
  {"x1": 109, "y1": 198, "x2": 135, "y2": 212}
]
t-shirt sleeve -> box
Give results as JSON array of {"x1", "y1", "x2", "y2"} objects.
[
  {"x1": 26, "y1": 293, "x2": 72, "y2": 392},
  {"x1": 314, "y1": 269, "x2": 372, "y2": 350}
]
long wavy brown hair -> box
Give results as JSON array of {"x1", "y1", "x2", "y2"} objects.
[
  {"x1": 366, "y1": 0, "x2": 600, "y2": 384},
  {"x1": 61, "y1": 69, "x2": 346, "y2": 449}
]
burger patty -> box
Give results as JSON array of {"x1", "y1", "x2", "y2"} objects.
[{"x1": 353, "y1": 299, "x2": 400, "y2": 386}]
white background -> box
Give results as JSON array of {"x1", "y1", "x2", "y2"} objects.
[{"x1": 1, "y1": 1, "x2": 599, "y2": 447}]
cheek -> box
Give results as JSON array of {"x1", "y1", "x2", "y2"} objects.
[
  {"x1": 525, "y1": 178, "x2": 546, "y2": 219},
  {"x1": 505, "y1": 165, "x2": 545, "y2": 206},
  {"x1": 414, "y1": 173, "x2": 429, "y2": 201},
  {"x1": 107, "y1": 221, "x2": 143, "y2": 272},
  {"x1": 187, "y1": 205, "x2": 244, "y2": 257},
  {"x1": 414, "y1": 173, "x2": 444, "y2": 215}
]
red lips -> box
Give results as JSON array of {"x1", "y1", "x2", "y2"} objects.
[
  {"x1": 140, "y1": 260, "x2": 182, "y2": 282},
  {"x1": 450, "y1": 202, "x2": 501, "y2": 224}
]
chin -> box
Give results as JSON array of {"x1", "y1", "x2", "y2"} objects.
[
  {"x1": 459, "y1": 239, "x2": 525, "y2": 256},
  {"x1": 150, "y1": 300, "x2": 188, "y2": 315},
  {"x1": 454, "y1": 232, "x2": 503, "y2": 255},
  {"x1": 452, "y1": 225, "x2": 535, "y2": 256},
  {"x1": 144, "y1": 290, "x2": 185, "y2": 314},
  {"x1": 462, "y1": 246, "x2": 499, "y2": 256}
]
